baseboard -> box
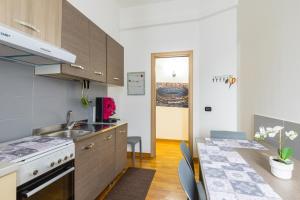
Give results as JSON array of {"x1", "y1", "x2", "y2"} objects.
[
  {"x1": 127, "y1": 152, "x2": 152, "y2": 159},
  {"x1": 156, "y1": 138, "x2": 188, "y2": 143}
]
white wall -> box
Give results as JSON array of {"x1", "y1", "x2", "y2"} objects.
[
  {"x1": 68, "y1": 0, "x2": 120, "y2": 41},
  {"x1": 156, "y1": 107, "x2": 189, "y2": 140},
  {"x1": 238, "y1": 0, "x2": 300, "y2": 135},
  {"x1": 109, "y1": 0, "x2": 238, "y2": 154},
  {"x1": 156, "y1": 57, "x2": 189, "y2": 83}
]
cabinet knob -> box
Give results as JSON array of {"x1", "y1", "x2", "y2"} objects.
[
  {"x1": 64, "y1": 156, "x2": 68, "y2": 161},
  {"x1": 71, "y1": 64, "x2": 85, "y2": 70},
  {"x1": 94, "y1": 71, "x2": 103, "y2": 75},
  {"x1": 58, "y1": 159, "x2": 62, "y2": 164},
  {"x1": 50, "y1": 162, "x2": 55, "y2": 167},
  {"x1": 105, "y1": 135, "x2": 113, "y2": 141},
  {"x1": 14, "y1": 19, "x2": 40, "y2": 33},
  {"x1": 70, "y1": 153, "x2": 74, "y2": 158},
  {"x1": 33, "y1": 170, "x2": 39, "y2": 176},
  {"x1": 83, "y1": 143, "x2": 95, "y2": 150}
]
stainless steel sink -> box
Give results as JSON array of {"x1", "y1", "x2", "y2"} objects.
[{"x1": 47, "y1": 130, "x2": 91, "y2": 138}]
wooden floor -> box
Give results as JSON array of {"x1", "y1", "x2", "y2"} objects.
[{"x1": 99, "y1": 140, "x2": 199, "y2": 200}]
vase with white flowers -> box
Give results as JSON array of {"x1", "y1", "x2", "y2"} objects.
[{"x1": 255, "y1": 126, "x2": 298, "y2": 179}]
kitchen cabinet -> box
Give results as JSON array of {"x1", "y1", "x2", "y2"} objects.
[
  {"x1": 89, "y1": 21, "x2": 107, "y2": 82},
  {"x1": 75, "y1": 124, "x2": 128, "y2": 200},
  {"x1": 115, "y1": 124, "x2": 128, "y2": 176},
  {"x1": 60, "y1": 0, "x2": 90, "y2": 79},
  {"x1": 0, "y1": 172, "x2": 16, "y2": 200},
  {"x1": 0, "y1": 0, "x2": 124, "y2": 85},
  {"x1": 107, "y1": 36, "x2": 124, "y2": 86},
  {"x1": 0, "y1": 0, "x2": 62, "y2": 46},
  {"x1": 75, "y1": 130, "x2": 115, "y2": 200}
]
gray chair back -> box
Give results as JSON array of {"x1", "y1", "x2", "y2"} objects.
[
  {"x1": 180, "y1": 142, "x2": 195, "y2": 173},
  {"x1": 210, "y1": 130, "x2": 247, "y2": 140},
  {"x1": 178, "y1": 159, "x2": 199, "y2": 200}
]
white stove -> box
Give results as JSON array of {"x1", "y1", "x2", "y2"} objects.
[{"x1": 0, "y1": 136, "x2": 75, "y2": 187}]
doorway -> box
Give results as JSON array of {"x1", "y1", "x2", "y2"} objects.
[{"x1": 151, "y1": 51, "x2": 193, "y2": 157}]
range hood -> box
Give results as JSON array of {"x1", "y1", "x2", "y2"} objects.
[{"x1": 0, "y1": 24, "x2": 76, "y2": 66}]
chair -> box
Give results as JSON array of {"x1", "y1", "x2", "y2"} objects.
[
  {"x1": 180, "y1": 142, "x2": 195, "y2": 173},
  {"x1": 127, "y1": 136, "x2": 142, "y2": 165},
  {"x1": 178, "y1": 159, "x2": 207, "y2": 200},
  {"x1": 210, "y1": 130, "x2": 247, "y2": 140}
]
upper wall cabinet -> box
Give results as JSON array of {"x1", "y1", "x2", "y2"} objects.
[
  {"x1": 0, "y1": 0, "x2": 62, "y2": 46},
  {"x1": 60, "y1": 0, "x2": 90, "y2": 79},
  {"x1": 1, "y1": 0, "x2": 124, "y2": 86},
  {"x1": 89, "y1": 21, "x2": 107, "y2": 83},
  {"x1": 107, "y1": 36, "x2": 124, "y2": 86}
]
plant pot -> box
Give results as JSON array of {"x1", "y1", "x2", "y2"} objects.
[{"x1": 269, "y1": 156, "x2": 294, "y2": 180}]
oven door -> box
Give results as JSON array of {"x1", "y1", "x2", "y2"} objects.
[{"x1": 17, "y1": 161, "x2": 74, "y2": 200}]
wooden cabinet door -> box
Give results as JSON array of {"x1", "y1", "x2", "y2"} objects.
[
  {"x1": 75, "y1": 130, "x2": 115, "y2": 200},
  {"x1": 61, "y1": 0, "x2": 90, "y2": 79},
  {"x1": 75, "y1": 136, "x2": 100, "y2": 200},
  {"x1": 89, "y1": 22, "x2": 107, "y2": 82},
  {"x1": 0, "y1": 0, "x2": 62, "y2": 46},
  {"x1": 115, "y1": 124, "x2": 128, "y2": 176},
  {"x1": 29, "y1": 0, "x2": 62, "y2": 46},
  {"x1": 97, "y1": 130, "x2": 116, "y2": 192},
  {"x1": 107, "y1": 36, "x2": 124, "y2": 86}
]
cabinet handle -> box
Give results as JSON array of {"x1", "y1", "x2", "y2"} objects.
[
  {"x1": 14, "y1": 19, "x2": 40, "y2": 33},
  {"x1": 119, "y1": 131, "x2": 126, "y2": 133},
  {"x1": 105, "y1": 135, "x2": 113, "y2": 141},
  {"x1": 71, "y1": 64, "x2": 85, "y2": 70},
  {"x1": 83, "y1": 143, "x2": 95, "y2": 150},
  {"x1": 113, "y1": 77, "x2": 120, "y2": 80},
  {"x1": 94, "y1": 71, "x2": 103, "y2": 75}
]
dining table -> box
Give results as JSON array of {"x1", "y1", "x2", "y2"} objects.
[{"x1": 196, "y1": 138, "x2": 300, "y2": 200}]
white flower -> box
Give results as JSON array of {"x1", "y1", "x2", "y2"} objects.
[
  {"x1": 285, "y1": 130, "x2": 298, "y2": 141},
  {"x1": 254, "y1": 133, "x2": 261, "y2": 139}
]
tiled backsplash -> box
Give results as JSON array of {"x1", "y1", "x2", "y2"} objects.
[
  {"x1": 0, "y1": 61, "x2": 107, "y2": 143},
  {"x1": 254, "y1": 114, "x2": 300, "y2": 160}
]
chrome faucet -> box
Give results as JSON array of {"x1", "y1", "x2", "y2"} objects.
[{"x1": 66, "y1": 110, "x2": 76, "y2": 130}]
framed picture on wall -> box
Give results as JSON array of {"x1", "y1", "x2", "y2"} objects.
[{"x1": 127, "y1": 72, "x2": 145, "y2": 95}]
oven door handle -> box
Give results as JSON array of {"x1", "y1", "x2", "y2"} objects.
[{"x1": 22, "y1": 167, "x2": 75, "y2": 198}]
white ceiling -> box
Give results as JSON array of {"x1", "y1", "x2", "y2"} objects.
[{"x1": 117, "y1": 0, "x2": 177, "y2": 8}]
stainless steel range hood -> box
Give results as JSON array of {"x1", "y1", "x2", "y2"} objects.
[{"x1": 0, "y1": 24, "x2": 76, "y2": 66}]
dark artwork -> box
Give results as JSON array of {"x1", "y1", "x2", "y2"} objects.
[{"x1": 156, "y1": 82, "x2": 188, "y2": 108}]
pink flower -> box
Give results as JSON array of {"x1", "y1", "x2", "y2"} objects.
[{"x1": 103, "y1": 97, "x2": 116, "y2": 120}]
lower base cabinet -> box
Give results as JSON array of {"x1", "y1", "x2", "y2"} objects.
[
  {"x1": 0, "y1": 172, "x2": 16, "y2": 200},
  {"x1": 75, "y1": 124, "x2": 128, "y2": 200}
]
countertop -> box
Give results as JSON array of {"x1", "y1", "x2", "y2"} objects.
[
  {"x1": 0, "y1": 162, "x2": 18, "y2": 178},
  {"x1": 68, "y1": 121, "x2": 127, "y2": 142}
]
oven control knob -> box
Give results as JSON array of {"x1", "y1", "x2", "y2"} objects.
[
  {"x1": 58, "y1": 159, "x2": 62, "y2": 164},
  {"x1": 64, "y1": 156, "x2": 68, "y2": 161},
  {"x1": 33, "y1": 170, "x2": 39, "y2": 176},
  {"x1": 70, "y1": 153, "x2": 74, "y2": 158},
  {"x1": 50, "y1": 162, "x2": 55, "y2": 167}
]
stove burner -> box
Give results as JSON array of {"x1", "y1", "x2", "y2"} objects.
[
  {"x1": 32, "y1": 137, "x2": 56, "y2": 143},
  {"x1": 8, "y1": 148, "x2": 38, "y2": 157}
]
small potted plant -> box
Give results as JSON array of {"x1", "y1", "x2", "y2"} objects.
[{"x1": 255, "y1": 126, "x2": 298, "y2": 179}]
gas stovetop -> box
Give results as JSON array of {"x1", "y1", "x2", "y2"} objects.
[{"x1": 0, "y1": 136, "x2": 73, "y2": 163}]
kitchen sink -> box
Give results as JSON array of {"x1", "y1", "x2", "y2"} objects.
[{"x1": 47, "y1": 130, "x2": 92, "y2": 138}]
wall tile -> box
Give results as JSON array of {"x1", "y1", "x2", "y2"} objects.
[{"x1": 0, "y1": 62, "x2": 107, "y2": 142}]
